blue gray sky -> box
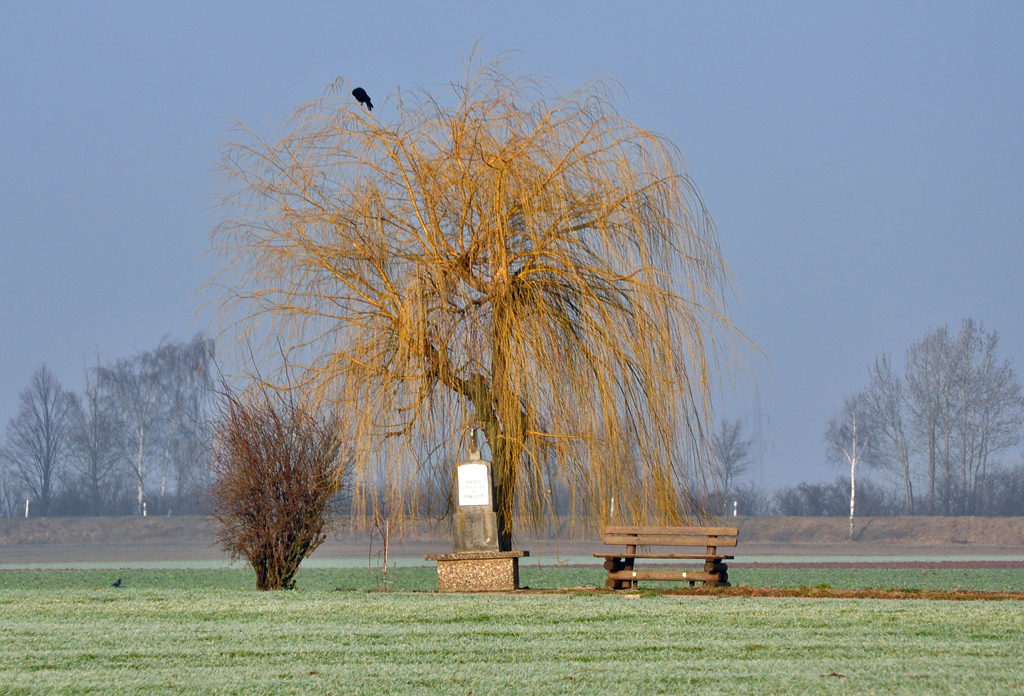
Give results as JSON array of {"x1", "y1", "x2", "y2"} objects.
[{"x1": 2, "y1": 1, "x2": 1021, "y2": 487}]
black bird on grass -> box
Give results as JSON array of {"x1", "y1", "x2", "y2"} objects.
[
  {"x1": 352, "y1": 87, "x2": 373, "y2": 111},
  {"x1": 111, "y1": 578, "x2": 122, "y2": 588}
]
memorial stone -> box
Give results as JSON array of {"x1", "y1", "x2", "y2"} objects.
[{"x1": 451, "y1": 443, "x2": 500, "y2": 553}]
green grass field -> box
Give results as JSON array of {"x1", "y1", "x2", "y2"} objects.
[
  {"x1": 2, "y1": 565, "x2": 1023, "y2": 593},
  {"x1": 3, "y1": 566, "x2": 1024, "y2": 694},
  {"x1": 3, "y1": 587, "x2": 1024, "y2": 695}
]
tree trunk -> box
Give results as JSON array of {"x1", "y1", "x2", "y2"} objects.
[
  {"x1": 928, "y1": 423, "x2": 936, "y2": 515},
  {"x1": 959, "y1": 388, "x2": 966, "y2": 515},
  {"x1": 485, "y1": 423, "x2": 516, "y2": 552},
  {"x1": 849, "y1": 456, "x2": 856, "y2": 541},
  {"x1": 160, "y1": 441, "x2": 171, "y2": 511},
  {"x1": 136, "y1": 425, "x2": 146, "y2": 515},
  {"x1": 942, "y1": 416, "x2": 952, "y2": 515},
  {"x1": 901, "y1": 453, "x2": 913, "y2": 516}
]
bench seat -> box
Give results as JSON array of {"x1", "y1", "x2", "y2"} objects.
[{"x1": 593, "y1": 553, "x2": 734, "y2": 560}]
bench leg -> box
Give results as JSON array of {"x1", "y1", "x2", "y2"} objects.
[
  {"x1": 624, "y1": 544, "x2": 638, "y2": 589},
  {"x1": 623, "y1": 556, "x2": 637, "y2": 590},
  {"x1": 603, "y1": 557, "x2": 633, "y2": 590},
  {"x1": 703, "y1": 561, "x2": 729, "y2": 588},
  {"x1": 603, "y1": 557, "x2": 618, "y2": 589},
  {"x1": 603, "y1": 558, "x2": 625, "y2": 590}
]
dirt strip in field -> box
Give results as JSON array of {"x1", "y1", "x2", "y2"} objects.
[
  {"x1": 660, "y1": 586, "x2": 1024, "y2": 600},
  {"x1": 729, "y1": 560, "x2": 1024, "y2": 569},
  {"x1": 535, "y1": 586, "x2": 1024, "y2": 600}
]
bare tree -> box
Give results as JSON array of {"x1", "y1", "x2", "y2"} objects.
[
  {"x1": 950, "y1": 321, "x2": 1024, "y2": 514},
  {"x1": 209, "y1": 54, "x2": 743, "y2": 542},
  {"x1": 0, "y1": 455, "x2": 19, "y2": 517},
  {"x1": 209, "y1": 384, "x2": 346, "y2": 590},
  {"x1": 905, "y1": 320, "x2": 1024, "y2": 515},
  {"x1": 66, "y1": 336, "x2": 217, "y2": 516},
  {"x1": 367, "y1": 483, "x2": 399, "y2": 592},
  {"x1": 100, "y1": 352, "x2": 163, "y2": 515},
  {"x1": 860, "y1": 355, "x2": 915, "y2": 514},
  {"x1": 825, "y1": 395, "x2": 869, "y2": 540},
  {"x1": 710, "y1": 417, "x2": 752, "y2": 515},
  {"x1": 1, "y1": 366, "x2": 74, "y2": 515},
  {"x1": 728, "y1": 480, "x2": 770, "y2": 516},
  {"x1": 151, "y1": 336, "x2": 215, "y2": 512},
  {"x1": 67, "y1": 361, "x2": 125, "y2": 516},
  {"x1": 905, "y1": 325, "x2": 956, "y2": 514}
]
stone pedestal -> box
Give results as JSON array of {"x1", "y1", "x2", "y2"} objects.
[{"x1": 425, "y1": 550, "x2": 529, "y2": 592}]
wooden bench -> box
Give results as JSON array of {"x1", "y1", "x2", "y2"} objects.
[{"x1": 594, "y1": 525, "x2": 738, "y2": 590}]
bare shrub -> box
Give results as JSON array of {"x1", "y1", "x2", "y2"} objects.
[
  {"x1": 772, "y1": 476, "x2": 901, "y2": 517},
  {"x1": 730, "y1": 480, "x2": 772, "y2": 517},
  {"x1": 208, "y1": 386, "x2": 346, "y2": 590}
]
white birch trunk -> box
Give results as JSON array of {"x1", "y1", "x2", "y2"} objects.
[
  {"x1": 136, "y1": 425, "x2": 146, "y2": 516},
  {"x1": 849, "y1": 455, "x2": 856, "y2": 541},
  {"x1": 843, "y1": 415, "x2": 864, "y2": 542}
]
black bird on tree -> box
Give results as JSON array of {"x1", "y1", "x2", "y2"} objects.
[
  {"x1": 111, "y1": 578, "x2": 122, "y2": 588},
  {"x1": 351, "y1": 87, "x2": 373, "y2": 111}
]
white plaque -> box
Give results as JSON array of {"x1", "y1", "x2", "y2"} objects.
[{"x1": 457, "y1": 463, "x2": 490, "y2": 506}]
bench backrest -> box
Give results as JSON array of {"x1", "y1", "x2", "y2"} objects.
[{"x1": 602, "y1": 525, "x2": 738, "y2": 549}]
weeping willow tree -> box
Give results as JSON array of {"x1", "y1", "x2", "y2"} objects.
[{"x1": 210, "y1": 56, "x2": 743, "y2": 547}]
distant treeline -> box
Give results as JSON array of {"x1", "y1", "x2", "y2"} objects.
[
  {"x1": 727, "y1": 466, "x2": 1024, "y2": 518},
  {"x1": 716, "y1": 319, "x2": 1024, "y2": 519},
  {"x1": 5, "y1": 318, "x2": 1022, "y2": 520},
  {"x1": 0, "y1": 335, "x2": 215, "y2": 518}
]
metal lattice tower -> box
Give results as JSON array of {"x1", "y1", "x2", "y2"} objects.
[{"x1": 750, "y1": 385, "x2": 771, "y2": 489}]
